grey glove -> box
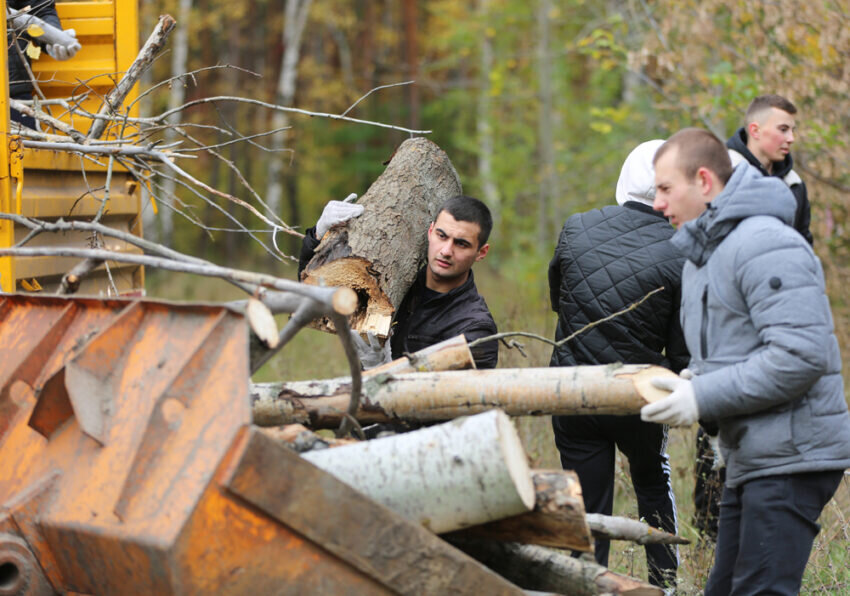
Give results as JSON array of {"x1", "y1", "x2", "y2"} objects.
[
  {"x1": 45, "y1": 29, "x2": 81, "y2": 61},
  {"x1": 315, "y1": 193, "x2": 362, "y2": 238},
  {"x1": 350, "y1": 330, "x2": 392, "y2": 370}
]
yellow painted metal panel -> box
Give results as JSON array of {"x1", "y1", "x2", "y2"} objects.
[{"x1": 0, "y1": 0, "x2": 15, "y2": 292}]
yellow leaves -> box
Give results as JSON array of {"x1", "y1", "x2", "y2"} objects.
[
  {"x1": 26, "y1": 24, "x2": 44, "y2": 37},
  {"x1": 25, "y1": 41, "x2": 41, "y2": 60},
  {"x1": 589, "y1": 122, "x2": 613, "y2": 134},
  {"x1": 20, "y1": 278, "x2": 42, "y2": 292}
]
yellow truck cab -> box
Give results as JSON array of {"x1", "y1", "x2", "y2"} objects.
[{"x1": 0, "y1": 0, "x2": 144, "y2": 295}]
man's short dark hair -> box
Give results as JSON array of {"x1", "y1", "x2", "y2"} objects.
[
  {"x1": 745, "y1": 94, "x2": 797, "y2": 125},
  {"x1": 654, "y1": 128, "x2": 734, "y2": 185},
  {"x1": 436, "y1": 195, "x2": 493, "y2": 247}
]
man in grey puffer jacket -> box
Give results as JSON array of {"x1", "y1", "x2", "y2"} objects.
[{"x1": 642, "y1": 128, "x2": 850, "y2": 595}]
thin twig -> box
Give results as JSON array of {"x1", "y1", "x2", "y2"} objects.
[{"x1": 468, "y1": 286, "x2": 665, "y2": 351}]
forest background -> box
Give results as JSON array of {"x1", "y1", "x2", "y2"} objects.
[{"x1": 138, "y1": 1, "x2": 849, "y2": 591}]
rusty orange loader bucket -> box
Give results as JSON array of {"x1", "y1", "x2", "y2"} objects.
[{"x1": 0, "y1": 294, "x2": 518, "y2": 595}]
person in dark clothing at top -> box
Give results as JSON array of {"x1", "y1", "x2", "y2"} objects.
[
  {"x1": 548, "y1": 140, "x2": 688, "y2": 590},
  {"x1": 7, "y1": 0, "x2": 81, "y2": 129},
  {"x1": 693, "y1": 94, "x2": 816, "y2": 540},
  {"x1": 298, "y1": 194, "x2": 498, "y2": 371},
  {"x1": 726, "y1": 94, "x2": 812, "y2": 244}
]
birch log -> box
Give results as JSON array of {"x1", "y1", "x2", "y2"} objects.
[
  {"x1": 587, "y1": 514, "x2": 690, "y2": 546},
  {"x1": 446, "y1": 539, "x2": 663, "y2": 596},
  {"x1": 252, "y1": 364, "x2": 677, "y2": 428},
  {"x1": 300, "y1": 137, "x2": 462, "y2": 338},
  {"x1": 446, "y1": 469, "x2": 593, "y2": 551},
  {"x1": 301, "y1": 410, "x2": 535, "y2": 534},
  {"x1": 252, "y1": 334, "x2": 475, "y2": 425}
]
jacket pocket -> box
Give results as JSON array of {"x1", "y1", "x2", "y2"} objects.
[{"x1": 726, "y1": 407, "x2": 798, "y2": 470}]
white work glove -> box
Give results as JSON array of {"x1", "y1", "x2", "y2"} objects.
[
  {"x1": 45, "y1": 29, "x2": 81, "y2": 61},
  {"x1": 641, "y1": 375, "x2": 699, "y2": 426},
  {"x1": 708, "y1": 434, "x2": 726, "y2": 470},
  {"x1": 315, "y1": 193, "x2": 362, "y2": 238},
  {"x1": 350, "y1": 330, "x2": 392, "y2": 370}
]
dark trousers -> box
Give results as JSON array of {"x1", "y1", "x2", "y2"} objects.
[
  {"x1": 552, "y1": 414, "x2": 678, "y2": 588},
  {"x1": 705, "y1": 470, "x2": 843, "y2": 596}
]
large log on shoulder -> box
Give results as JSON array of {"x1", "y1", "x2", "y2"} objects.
[
  {"x1": 301, "y1": 410, "x2": 536, "y2": 534},
  {"x1": 251, "y1": 364, "x2": 678, "y2": 428},
  {"x1": 301, "y1": 137, "x2": 463, "y2": 337},
  {"x1": 446, "y1": 538, "x2": 663, "y2": 595}
]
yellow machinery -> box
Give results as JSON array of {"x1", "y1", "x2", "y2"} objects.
[{"x1": 0, "y1": 0, "x2": 144, "y2": 295}]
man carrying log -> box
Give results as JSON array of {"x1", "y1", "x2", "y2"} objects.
[
  {"x1": 299, "y1": 194, "x2": 498, "y2": 370},
  {"x1": 548, "y1": 140, "x2": 688, "y2": 590},
  {"x1": 645, "y1": 128, "x2": 850, "y2": 595}
]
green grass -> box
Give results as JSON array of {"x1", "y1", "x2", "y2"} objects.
[{"x1": 147, "y1": 260, "x2": 850, "y2": 593}]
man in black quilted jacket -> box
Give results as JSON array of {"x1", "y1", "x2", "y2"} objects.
[{"x1": 548, "y1": 140, "x2": 688, "y2": 590}]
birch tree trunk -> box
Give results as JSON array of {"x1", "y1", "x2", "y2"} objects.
[
  {"x1": 447, "y1": 539, "x2": 663, "y2": 595},
  {"x1": 300, "y1": 137, "x2": 462, "y2": 337},
  {"x1": 535, "y1": 0, "x2": 557, "y2": 247},
  {"x1": 265, "y1": 0, "x2": 312, "y2": 216},
  {"x1": 477, "y1": 0, "x2": 500, "y2": 226},
  {"x1": 251, "y1": 364, "x2": 677, "y2": 428},
  {"x1": 302, "y1": 410, "x2": 535, "y2": 534},
  {"x1": 158, "y1": 0, "x2": 192, "y2": 247}
]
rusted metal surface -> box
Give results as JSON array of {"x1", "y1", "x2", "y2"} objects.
[
  {"x1": 0, "y1": 294, "x2": 520, "y2": 594},
  {"x1": 222, "y1": 427, "x2": 523, "y2": 595}
]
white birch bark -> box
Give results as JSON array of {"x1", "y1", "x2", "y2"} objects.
[
  {"x1": 159, "y1": 0, "x2": 192, "y2": 247},
  {"x1": 477, "y1": 0, "x2": 500, "y2": 222},
  {"x1": 265, "y1": 0, "x2": 312, "y2": 216},
  {"x1": 302, "y1": 410, "x2": 536, "y2": 534}
]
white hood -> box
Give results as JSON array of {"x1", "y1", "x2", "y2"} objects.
[{"x1": 615, "y1": 139, "x2": 665, "y2": 207}]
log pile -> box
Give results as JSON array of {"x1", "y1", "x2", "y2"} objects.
[{"x1": 257, "y1": 338, "x2": 689, "y2": 595}]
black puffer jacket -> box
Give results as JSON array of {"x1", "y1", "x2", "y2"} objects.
[
  {"x1": 727, "y1": 127, "x2": 813, "y2": 245},
  {"x1": 299, "y1": 227, "x2": 498, "y2": 369},
  {"x1": 548, "y1": 202, "x2": 688, "y2": 372},
  {"x1": 7, "y1": 0, "x2": 62, "y2": 97}
]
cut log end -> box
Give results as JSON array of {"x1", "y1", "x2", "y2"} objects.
[
  {"x1": 496, "y1": 412, "x2": 537, "y2": 511},
  {"x1": 617, "y1": 365, "x2": 678, "y2": 404},
  {"x1": 304, "y1": 257, "x2": 394, "y2": 337}
]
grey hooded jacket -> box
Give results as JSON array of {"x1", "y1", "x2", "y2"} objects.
[{"x1": 672, "y1": 163, "x2": 850, "y2": 487}]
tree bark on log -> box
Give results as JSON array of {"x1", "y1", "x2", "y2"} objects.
[
  {"x1": 586, "y1": 514, "x2": 690, "y2": 546},
  {"x1": 301, "y1": 410, "x2": 535, "y2": 534},
  {"x1": 252, "y1": 334, "x2": 476, "y2": 425},
  {"x1": 300, "y1": 137, "x2": 462, "y2": 337},
  {"x1": 251, "y1": 364, "x2": 677, "y2": 428},
  {"x1": 445, "y1": 469, "x2": 593, "y2": 552},
  {"x1": 446, "y1": 538, "x2": 663, "y2": 596}
]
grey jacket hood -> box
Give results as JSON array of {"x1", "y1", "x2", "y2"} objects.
[{"x1": 672, "y1": 163, "x2": 797, "y2": 266}]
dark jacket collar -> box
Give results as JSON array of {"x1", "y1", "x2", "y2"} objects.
[
  {"x1": 622, "y1": 200, "x2": 669, "y2": 221},
  {"x1": 411, "y1": 265, "x2": 478, "y2": 303},
  {"x1": 727, "y1": 127, "x2": 794, "y2": 179}
]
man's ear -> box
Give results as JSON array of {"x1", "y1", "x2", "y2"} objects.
[
  {"x1": 428, "y1": 222, "x2": 434, "y2": 236},
  {"x1": 747, "y1": 120, "x2": 760, "y2": 141},
  {"x1": 696, "y1": 167, "x2": 714, "y2": 196},
  {"x1": 475, "y1": 243, "x2": 490, "y2": 262}
]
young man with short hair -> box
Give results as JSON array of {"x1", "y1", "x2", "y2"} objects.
[
  {"x1": 645, "y1": 128, "x2": 850, "y2": 595},
  {"x1": 726, "y1": 94, "x2": 812, "y2": 244},
  {"x1": 299, "y1": 194, "x2": 498, "y2": 369}
]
